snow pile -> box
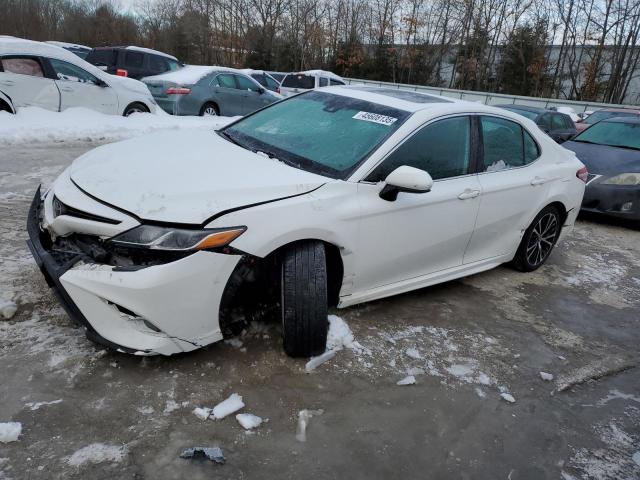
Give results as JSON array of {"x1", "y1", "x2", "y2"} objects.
[
  {"x1": 67, "y1": 443, "x2": 127, "y2": 466},
  {"x1": 326, "y1": 315, "x2": 362, "y2": 352},
  {"x1": 397, "y1": 375, "x2": 416, "y2": 386},
  {"x1": 236, "y1": 413, "x2": 262, "y2": 430},
  {"x1": 212, "y1": 393, "x2": 245, "y2": 419},
  {"x1": 0, "y1": 107, "x2": 235, "y2": 145},
  {"x1": 0, "y1": 422, "x2": 21, "y2": 443},
  {"x1": 0, "y1": 299, "x2": 17, "y2": 320}
]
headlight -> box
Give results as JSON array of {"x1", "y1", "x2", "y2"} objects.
[
  {"x1": 601, "y1": 173, "x2": 640, "y2": 185},
  {"x1": 109, "y1": 225, "x2": 246, "y2": 251}
]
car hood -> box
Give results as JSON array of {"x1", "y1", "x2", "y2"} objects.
[
  {"x1": 69, "y1": 130, "x2": 327, "y2": 224},
  {"x1": 562, "y1": 141, "x2": 640, "y2": 176}
]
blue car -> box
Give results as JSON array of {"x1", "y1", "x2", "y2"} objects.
[{"x1": 143, "y1": 66, "x2": 282, "y2": 116}]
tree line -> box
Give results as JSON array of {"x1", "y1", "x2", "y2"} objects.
[{"x1": 5, "y1": 0, "x2": 640, "y2": 104}]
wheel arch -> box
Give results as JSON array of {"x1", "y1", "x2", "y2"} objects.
[
  {"x1": 122, "y1": 101, "x2": 150, "y2": 116},
  {"x1": 0, "y1": 90, "x2": 15, "y2": 113}
]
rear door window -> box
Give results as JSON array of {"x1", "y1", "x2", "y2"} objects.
[
  {"x1": 282, "y1": 74, "x2": 315, "y2": 89},
  {"x1": 481, "y1": 116, "x2": 525, "y2": 170},
  {"x1": 217, "y1": 74, "x2": 236, "y2": 89},
  {"x1": 1, "y1": 57, "x2": 44, "y2": 77},
  {"x1": 124, "y1": 51, "x2": 144, "y2": 68}
]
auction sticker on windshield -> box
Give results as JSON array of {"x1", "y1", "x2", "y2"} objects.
[{"x1": 353, "y1": 111, "x2": 398, "y2": 126}]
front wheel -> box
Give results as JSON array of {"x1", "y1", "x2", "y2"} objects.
[
  {"x1": 512, "y1": 205, "x2": 562, "y2": 272},
  {"x1": 123, "y1": 103, "x2": 149, "y2": 116},
  {"x1": 280, "y1": 242, "x2": 328, "y2": 357}
]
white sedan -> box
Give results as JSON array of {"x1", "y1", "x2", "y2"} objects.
[
  {"x1": 27, "y1": 87, "x2": 586, "y2": 356},
  {"x1": 0, "y1": 37, "x2": 156, "y2": 116}
]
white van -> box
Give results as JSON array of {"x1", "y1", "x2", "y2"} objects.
[{"x1": 279, "y1": 70, "x2": 345, "y2": 97}]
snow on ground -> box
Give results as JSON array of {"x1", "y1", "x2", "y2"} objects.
[
  {"x1": 0, "y1": 107, "x2": 236, "y2": 145},
  {"x1": 67, "y1": 443, "x2": 128, "y2": 467},
  {"x1": 236, "y1": 413, "x2": 263, "y2": 430},
  {"x1": 0, "y1": 423, "x2": 21, "y2": 443}
]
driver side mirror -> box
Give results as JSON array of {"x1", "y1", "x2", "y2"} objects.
[{"x1": 379, "y1": 166, "x2": 433, "y2": 201}]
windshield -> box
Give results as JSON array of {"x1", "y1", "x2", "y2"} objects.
[
  {"x1": 282, "y1": 74, "x2": 315, "y2": 89},
  {"x1": 222, "y1": 91, "x2": 410, "y2": 178},
  {"x1": 574, "y1": 121, "x2": 640, "y2": 150},
  {"x1": 585, "y1": 110, "x2": 639, "y2": 124},
  {"x1": 500, "y1": 107, "x2": 538, "y2": 121}
]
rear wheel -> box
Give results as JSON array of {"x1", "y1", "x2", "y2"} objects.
[
  {"x1": 199, "y1": 102, "x2": 219, "y2": 116},
  {"x1": 280, "y1": 242, "x2": 328, "y2": 357},
  {"x1": 123, "y1": 102, "x2": 149, "y2": 116},
  {"x1": 512, "y1": 205, "x2": 562, "y2": 272}
]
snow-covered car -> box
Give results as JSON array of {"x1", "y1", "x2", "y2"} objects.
[
  {"x1": 142, "y1": 66, "x2": 281, "y2": 116},
  {"x1": 279, "y1": 70, "x2": 345, "y2": 97},
  {"x1": 45, "y1": 41, "x2": 92, "y2": 59},
  {"x1": 27, "y1": 87, "x2": 586, "y2": 357},
  {"x1": 0, "y1": 37, "x2": 157, "y2": 116}
]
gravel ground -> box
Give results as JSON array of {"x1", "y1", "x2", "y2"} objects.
[{"x1": 1, "y1": 141, "x2": 639, "y2": 480}]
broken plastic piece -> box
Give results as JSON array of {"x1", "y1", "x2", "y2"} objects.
[
  {"x1": 296, "y1": 409, "x2": 323, "y2": 442},
  {"x1": 179, "y1": 447, "x2": 225, "y2": 464},
  {"x1": 305, "y1": 350, "x2": 337, "y2": 372}
]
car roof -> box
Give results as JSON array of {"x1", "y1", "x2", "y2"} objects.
[
  {"x1": 602, "y1": 116, "x2": 640, "y2": 124},
  {"x1": 496, "y1": 104, "x2": 548, "y2": 114},
  {"x1": 596, "y1": 107, "x2": 640, "y2": 114},
  {"x1": 90, "y1": 46, "x2": 178, "y2": 61}
]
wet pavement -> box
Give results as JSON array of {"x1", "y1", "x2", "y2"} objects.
[{"x1": 1, "y1": 142, "x2": 639, "y2": 480}]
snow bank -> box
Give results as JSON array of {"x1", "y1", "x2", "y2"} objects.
[
  {"x1": 0, "y1": 107, "x2": 235, "y2": 145},
  {"x1": 212, "y1": 393, "x2": 244, "y2": 419},
  {"x1": 236, "y1": 413, "x2": 262, "y2": 430},
  {"x1": 67, "y1": 443, "x2": 127, "y2": 466},
  {"x1": 0, "y1": 422, "x2": 21, "y2": 443}
]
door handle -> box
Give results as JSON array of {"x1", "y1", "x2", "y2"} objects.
[
  {"x1": 60, "y1": 87, "x2": 74, "y2": 92},
  {"x1": 458, "y1": 189, "x2": 480, "y2": 200},
  {"x1": 530, "y1": 177, "x2": 548, "y2": 186}
]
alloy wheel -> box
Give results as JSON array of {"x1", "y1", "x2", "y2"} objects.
[
  {"x1": 203, "y1": 107, "x2": 217, "y2": 116},
  {"x1": 526, "y1": 212, "x2": 559, "y2": 267}
]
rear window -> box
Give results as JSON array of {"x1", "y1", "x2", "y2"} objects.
[
  {"x1": 282, "y1": 74, "x2": 315, "y2": 89},
  {"x1": 148, "y1": 55, "x2": 168, "y2": 74},
  {"x1": 1, "y1": 57, "x2": 43, "y2": 77},
  {"x1": 86, "y1": 49, "x2": 117, "y2": 67}
]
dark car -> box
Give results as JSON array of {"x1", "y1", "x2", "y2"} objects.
[
  {"x1": 563, "y1": 117, "x2": 640, "y2": 224},
  {"x1": 497, "y1": 105, "x2": 577, "y2": 144},
  {"x1": 575, "y1": 107, "x2": 640, "y2": 132},
  {"x1": 86, "y1": 46, "x2": 183, "y2": 80},
  {"x1": 265, "y1": 71, "x2": 288, "y2": 83}
]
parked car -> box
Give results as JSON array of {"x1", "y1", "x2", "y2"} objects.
[
  {"x1": 563, "y1": 117, "x2": 640, "y2": 224},
  {"x1": 142, "y1": 65, "x2": 281, "y2": 116},
  {"x1": 0, "y1": 37, "x2": 157, "y2": 116},
  {"x1": 46, "y1": 41, "x2": 92, "y2": 59},
  {"x1": 554, "y1": 106, "x2": 581, "y2": 122},
  {"x1": 279, "y1": 70, "x2": 346, "y2": 97},
  {"x1": 86, "y1": 46, "x2": 183, "y2": 80},
  {"x1": 575, "y1": 107, "x2": 640, "y2": 132},
  {"x1": 240, "y1": 69, "x2": 281, "y2": 92},
  {"x1": 497, "y1": 105, "x2": 577, "y2": 143},
  {"x1": 27, "y1": 86, "x2": 586, "y2": 357}
]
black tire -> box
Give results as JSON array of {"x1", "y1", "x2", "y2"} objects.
[
  {"x1": 199, "y1": 102, "x2": 219, "y2": 116},
  {"x1": 0, "y1": 100, "x2": 13, "y2": 114},
  {"x1": 123, "y1": 102, "x2": 149, "y2": 116},
  {"x1": 512, "y1": 205, "x2": 562, "y2": 272},
  {"x1": 280, "y1": 242, "x2": 329, "y2": 357}
]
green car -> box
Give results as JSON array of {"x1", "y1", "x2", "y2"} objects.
[{"x1": 142, "y1": 66, "x2": 282, "y2": 116}]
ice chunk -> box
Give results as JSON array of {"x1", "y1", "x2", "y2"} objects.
[
  {"x1": 633, "y1": 451, "x2": 640, "y2": 466},
  {"x1": 475, "y1": 387, "x2": 486, "y2": 398},
  {"x1": 24, "y1": 399, "x2": 62, "y2": 410},
  {"x1": 179, "y1": 447, "x2": 225, "y2": 464},
  {"x1": 212, "y1": 393, "x2": 244, "y2": 419},
  {"x1": 0, "y1": 300, "x2": 17, "y2": 320},
  {"x1": 0, "y1": 422, "x2": 21, "y2": 443},
  {"x1": 305, "y1": 351, "x2": 337, "y2": 372},
  {"x1": 193, "y1": 407, "x2": 212, "y2": 420},
  {"x1": 540, "y1": 371, "x2": 554, "y2": 381},
  {"x1": 67, "y1": 443, "x2": 127, "y2": 466},
  {"x1": 500, "y1": 393, "x2": 516, "y2": 403},
  {"x1": 296, "y1": 409, "x2": 323, "y2": 442},
  {"x1": 164, "y1": 400, "x2": 181, "y2": 414},
  {"x1": 326, "y1": 315, "x2": 360, "y2": 351},
  {"x1": 405, "y1": 348, "x2": 421, "y2": 360},
  {"x1": 397, "y1": 375, "x2": 416, "y2": 386},
  {"x1": 476, "y1": 373, "x2": 491, "y2": 385},
  {"x1": 236, "y1": 413, "x2": 262, "y2": 430}
]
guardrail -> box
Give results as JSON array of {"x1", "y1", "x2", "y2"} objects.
[{"x1": 344, "y1": 78, "x2": 640, "y2": 113}]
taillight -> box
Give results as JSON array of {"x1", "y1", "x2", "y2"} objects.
[
  {"x1": 116, "y1": 69, "x2": 128, "y2": 77},
  {"x1": 166, "y1": 87, "x2": 191, "y2": 95},
  {"x1": 577, "y1": 166, "x2": 589, "y2": 183}
]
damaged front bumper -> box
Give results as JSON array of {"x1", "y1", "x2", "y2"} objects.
[{"x1": 26, "y1": 187, "x2": 242, "y2": 355}]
